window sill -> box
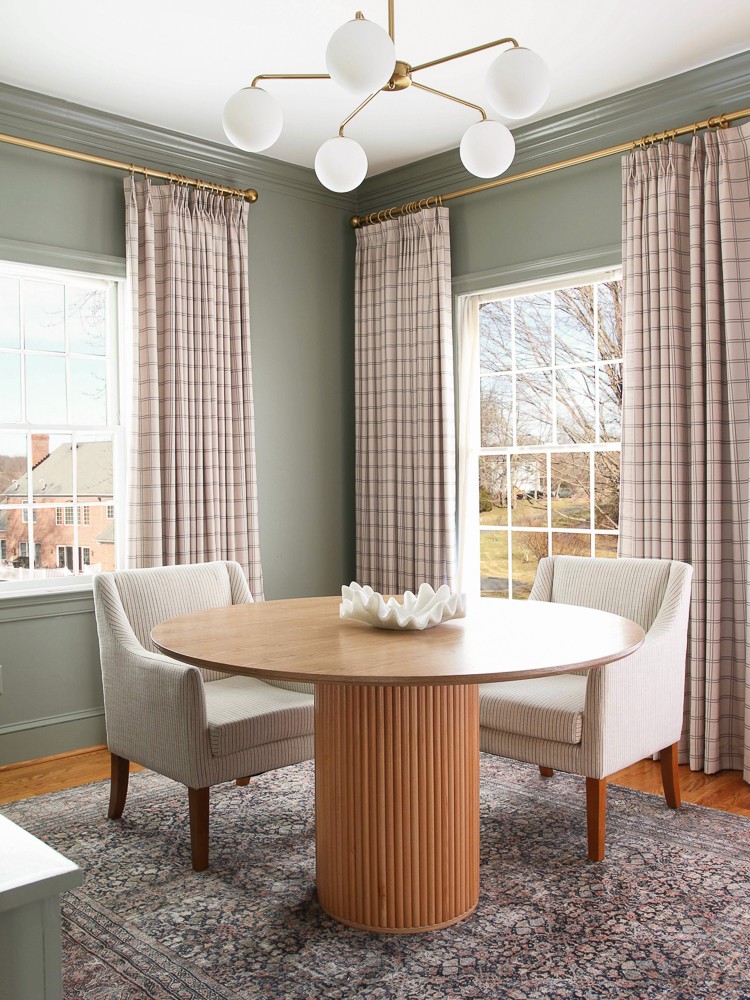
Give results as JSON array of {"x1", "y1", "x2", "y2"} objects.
[{"x1": 0, "y1": 578, "x2": 94, "y2": 601}]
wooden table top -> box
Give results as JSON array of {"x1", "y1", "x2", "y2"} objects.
[{"x1": 151, "y1": 596, "x2": 645, "y2": 686}]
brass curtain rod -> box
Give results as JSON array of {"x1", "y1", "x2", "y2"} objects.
[
  {"x1": 350, "y1": 106, "x2": 750, "y2": 228},
  {"x1": 0, "y1": 131, "x2": 259, "y2": 202}
]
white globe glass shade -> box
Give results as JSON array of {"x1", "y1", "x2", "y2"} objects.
[
  {"x1": 314, "y1": 136, "x2": 368, "y2": 192},
  {"x1": 222, "y1": 86, "x2": 282, "y2": 152},
  {"x1": 485, "y1": 47, "x2": 550, "y2": 120},
  {"x1": 460, "y1": 120, "x2": 516, "y2": 178},
  {"x1": 326, "y1": 17, "x2": 396, "y2": 93}
]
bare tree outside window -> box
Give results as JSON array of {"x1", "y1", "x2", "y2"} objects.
[{"x1": 478, "y1": 278, "x2": 622, "y2": 598}]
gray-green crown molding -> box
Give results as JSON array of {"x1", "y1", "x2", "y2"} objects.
[
  {"x1": 0, "y1": 237, "x2": 126, "y2": 275},
  {"x1": 357, "y1": 50, "x2": 750, "y2": 211},
  {"x1": 451, "y1": 244, "x2": 622, "y2": 298},
  {"x1": 0, "y1": 82, "x2": 357, "y2": 212}
]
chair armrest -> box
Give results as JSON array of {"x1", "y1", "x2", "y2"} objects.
[
  {"x1": 577, "y1": 633, "x2": 682, "y2": 777},
  {"x1": 579, "y1": 562, "x2": 692, "y2": 776},
  {"x1": 101, "y1": 646, "x2": 210, "y2": 785}
]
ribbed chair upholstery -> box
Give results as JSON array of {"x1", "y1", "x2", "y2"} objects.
[
  {"x1": 92, "y1": 561, "x2": 314, "y2": 871},
  {"x1": 479, "y1": 556, "x2": 693, "y2": 861}
]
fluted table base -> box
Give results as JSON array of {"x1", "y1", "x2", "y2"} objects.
[{"x1": 314, "y1": 682, "x2": 480, "y2": 934}]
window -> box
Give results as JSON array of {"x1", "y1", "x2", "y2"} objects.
[
  {"x1": 461, "y1": 271, "x2": 623, "y2": 600},
  {"x1": 56, "y1": 504, "x2": 91, "y2": 526},
  {"x1": 0, "y1": 261, "x2": 124, "y2": 591},
  {"x1": 57, "y1": 545, "x2": 91, "y2": 572}
]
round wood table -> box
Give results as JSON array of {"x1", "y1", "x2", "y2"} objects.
[{"x1": 152, "y1": 596, "x2": 644, "y2": 934}]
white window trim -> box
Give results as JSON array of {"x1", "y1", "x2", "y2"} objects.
[
  {"x1": 456, "y1": 265, "x2": 622, "y2": 602},
  {"x1": 0, "y1": 259, "x2": 126, "y2": 598}
]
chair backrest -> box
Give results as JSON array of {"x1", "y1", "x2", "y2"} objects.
[
  {"x1": 95, "y1": 561, "x2": 253, "y2": 682},
  {"x1": 531, "y1": 555, "x2": 675, "y2": 632}
]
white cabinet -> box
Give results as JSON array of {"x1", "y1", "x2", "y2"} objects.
[{"x1": 0, "y1": 813, "x2": 82, "y2": 1000}]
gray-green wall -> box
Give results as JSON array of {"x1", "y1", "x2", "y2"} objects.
[
  {"x1": 0, "y1": 88, "x2": 356, "y2": 763},
  {"x1": 1, "y1": 51, "x2": 749, "y2": 766}
]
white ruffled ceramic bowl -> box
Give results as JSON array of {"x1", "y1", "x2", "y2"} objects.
[{"x1": 340, "y1": 582, "x2": 466, "y2": 631}]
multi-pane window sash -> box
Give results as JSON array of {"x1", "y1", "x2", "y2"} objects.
[
  {"x1": 55, "y1": 505, "x2": 91, "y2": 526},
  {"x1": 476, "y1": 275, "x2": 623, "y2": 600},
  {"x1": 0, "y1": 260, "x2": 123, "y2": 589}
]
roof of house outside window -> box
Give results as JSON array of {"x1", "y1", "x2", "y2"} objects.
[{"x1": 2, "y1": 441, "x2": 113, "y2": 500}]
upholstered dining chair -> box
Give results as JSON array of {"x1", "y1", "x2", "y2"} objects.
[
  {"x1": 479, "y1": 555, "x2": 693, "y2": 861},
  {"x1": 92, "y1": 561, "x2": 314, "y2": 871}
]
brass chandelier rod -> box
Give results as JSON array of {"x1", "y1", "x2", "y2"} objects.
[
  {"x1": 410, "y1": 36, "x2": 519, "y2": 75},
  {"x1": 411, "y1": 81, "x2": 488, "y2": 121},
  {"x1": 0, "y1": 131, "x2": 259, "y2": 201},
  {"x1": 251, "y1": 72, "x2": 330, "y2": 87},
  {"x1": 350, "y1": 107, "x2": 750, "y2": 228},
  {"x1": 249, "y1": 3, "x2": 520, "y2": 151}
]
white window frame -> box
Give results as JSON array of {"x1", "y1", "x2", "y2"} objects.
[
  {"x1": 0, "y1": 260, "x2": 126, "y2": 596},
  {"x1": 456, "y1": 266, "x2": 623, "y2": 602}
]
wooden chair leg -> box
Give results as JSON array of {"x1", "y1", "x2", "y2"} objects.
[
  {"x1": 539, "y1": 766, "x2": 554, "y2": 778},
  {"x1": 236, "y1": 777, "x2": 251, "y2": 787},
  {"x1": 659, "y1": 742, "x2": 682, "y2": 809},
  {"x1": 188, "y1": 786, "x2": 210, "y2": 872},
  {"x1": 586, "y1": 777, "x2": 607, "y2": 862},
  {"x1": 108, "y1": 752, "x2": 130, "y2": 820}
]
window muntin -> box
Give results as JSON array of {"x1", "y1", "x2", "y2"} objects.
[
  {"x1": 476, "y1": 276, "x2": 622, "y2": 600},
  {"x1": 0, "y1": 262, "x2": 123, "y2": 590}
]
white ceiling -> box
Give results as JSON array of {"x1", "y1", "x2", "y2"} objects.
[{"x1": 3, "y1": 0, "x2": 750, "y2": 176}]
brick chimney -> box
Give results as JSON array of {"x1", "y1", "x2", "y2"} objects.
[{"x1": 31, "y1": 434, "x2": 50, "y2": 468}]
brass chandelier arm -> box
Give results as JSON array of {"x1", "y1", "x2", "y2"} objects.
[
  {"x1": 411, "y1": 81, "x2": 488, "y2": 122},
  {"x1": 410, "y1": 36, "x2": 519, "y2": 75},
  {"x1": 339, "y1": 90, "x2": 382, "y2": 137},
  {"x1": 251, "y1": 72, "x2": 331, "y2": 87},
  {"x1": 388, "y1": 0, "x2": 395, "y2": 43}
]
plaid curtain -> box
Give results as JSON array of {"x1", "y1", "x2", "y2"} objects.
[
  {"x1": 124, "y1": 177, "x2": 263, "y2": 599},
  {"x1": 354, "y1": 207, "x2": 456, "y2": 593},
  {"x1": 620, "y1": 122, "x2": 750, "y2": 782}
]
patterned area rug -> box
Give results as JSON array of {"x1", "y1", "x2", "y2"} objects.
[{"x1": 3, "y1": 756, "x2": 750, "y2": 1000}]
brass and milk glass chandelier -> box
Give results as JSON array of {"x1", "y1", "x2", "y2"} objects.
[{"x1": 222, "y1": 1, "x2": 550, "y2": 192}]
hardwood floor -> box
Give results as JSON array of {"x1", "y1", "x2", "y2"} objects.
[
  {"x1": 1, "y1": 745, "x2": 749, "y2": 817},
  {"x1": 0, "y1": 745, "x2": 142, "y2": 805}
]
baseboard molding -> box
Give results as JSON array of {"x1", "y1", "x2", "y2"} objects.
[
  {"x1": 0, "y1": 711, "x2": 107, "y2": 767},
  {"x1": 0, "y1": 707, "x2": 104, "y2": 737},
  {"x1": 0, "y1": 743, "x2": 107, "y2": 772}
]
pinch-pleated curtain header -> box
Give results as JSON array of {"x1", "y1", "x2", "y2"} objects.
[
  {"x1": 354, "y1": 206, "x2": 456, "y2": 594},
  {"x1": 620, "y1": 122, "x2": 750, "y2": 782},
  {"x1": 124, "y1": 177, "x2": 264, "y2": 599}
]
